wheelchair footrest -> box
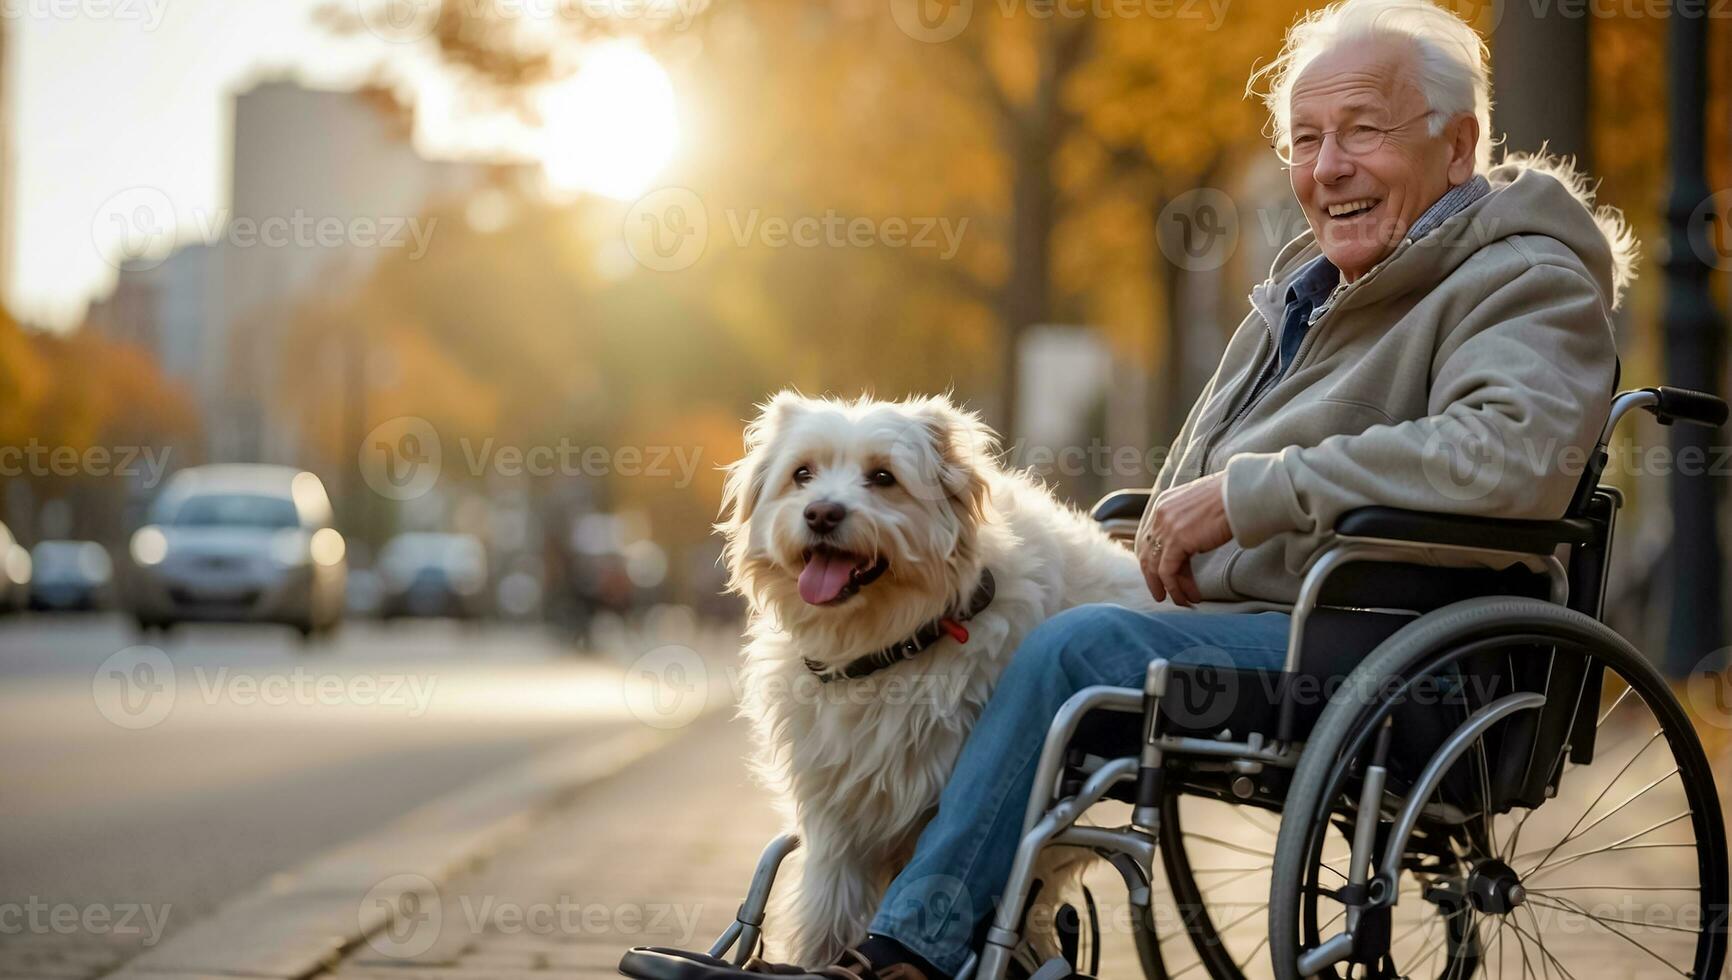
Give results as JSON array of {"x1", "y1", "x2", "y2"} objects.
[
  {"x1": 620, "y1": 946, "x2": 752, "y2": 980},
  {"x1": 1027, "y1": 957, "x2": 1092, "y2": 980}
]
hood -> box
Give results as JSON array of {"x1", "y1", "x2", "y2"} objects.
[{"x1": 1256, "y1": 153, "x2": 1640, "y2": 318}]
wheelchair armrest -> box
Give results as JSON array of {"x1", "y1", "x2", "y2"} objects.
[
  {"x1": 1095, "y1": 492, "x2": 1592, "y2": 556},
  {"x1": 1334, "y1": 506, "x2": 1595, "y2": 555},
  {"x1": 1090, "y1": 489, "x2": 1151, "y2": 524}
]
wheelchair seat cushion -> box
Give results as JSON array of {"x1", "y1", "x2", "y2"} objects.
[{"x1": 1334, "y1": 506, "x2": 1595, "y2": 554}]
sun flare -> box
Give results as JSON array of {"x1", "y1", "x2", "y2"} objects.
[{"x1": 536, "y1": 43, "x2": 680, "y2": 201}]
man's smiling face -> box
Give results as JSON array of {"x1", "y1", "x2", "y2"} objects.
[{"x1": 1287, "y1": 36, "x2": 1473, "y2": 281}]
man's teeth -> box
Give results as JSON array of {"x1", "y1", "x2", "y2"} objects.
[{"x1": 1327, "y1": 199, "x2": 1378, "y2": 218}]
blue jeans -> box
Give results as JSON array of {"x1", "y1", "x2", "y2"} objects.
[{"x1": 867, "y1": 603, "x2": 1291, "y2": 976}]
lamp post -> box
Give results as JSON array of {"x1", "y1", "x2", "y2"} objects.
[{"x1": 1662, "y1": 3, "x2": 1724, "y2": 677}]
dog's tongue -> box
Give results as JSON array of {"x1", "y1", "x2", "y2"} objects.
[{"x1": 799, "y1": 551, "x2": 857, "y2": 605}]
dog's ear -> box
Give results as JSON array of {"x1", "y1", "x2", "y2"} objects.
[
  {"x1": 903, "y1": 395, "x2": 996, "y2": 525},
  {"x1": 716, "y1": 392, "x2": 808, "y2": 586}
]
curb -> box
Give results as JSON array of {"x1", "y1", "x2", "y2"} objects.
[{"x1": 102, "y1": 723, "x2": 681, "y2": 980}]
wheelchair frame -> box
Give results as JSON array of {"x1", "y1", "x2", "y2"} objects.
[{"x1": 674, "y1": 387, "x2": 1725, "y2": 980}]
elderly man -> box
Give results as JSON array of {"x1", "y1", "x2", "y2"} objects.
[{"x1": 696, "y1": 0, "x2": 1625, "y2": 977}]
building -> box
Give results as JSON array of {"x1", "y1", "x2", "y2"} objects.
[{"x1": 91, "y1": 81, "x2": 486, "y2": 462}]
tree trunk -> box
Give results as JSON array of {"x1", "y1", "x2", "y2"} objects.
[
  {"x1": 998, "y1": 125, "x2": 1052, "y2": 440},
  {"x1": 1491, "y1": 5, "x2": 1590, "y2": 163},
  {"x1": 992, "y1": 26, "x2": 1086, "y2": 440}
]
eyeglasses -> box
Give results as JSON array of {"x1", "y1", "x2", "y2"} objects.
[{"x1": 1274, "y1": 110, "x2": 1439, "y2": 167}]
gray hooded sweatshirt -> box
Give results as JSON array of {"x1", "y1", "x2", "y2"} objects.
[{"x1": 1151, "y1": 156, "x2": 1633, "y2": 604}]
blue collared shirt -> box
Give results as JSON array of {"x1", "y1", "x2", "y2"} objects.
[{"x1": 1275, "y1": 175, "x2": 1492, "y2": 378}]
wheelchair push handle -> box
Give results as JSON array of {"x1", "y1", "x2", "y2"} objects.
[
  {"x1": 1601, "y1": 386, "x2": 1727, "y2": 446},
  {"x1": 1640, "y1": 385, "x2": 1729, "y2": 428}
]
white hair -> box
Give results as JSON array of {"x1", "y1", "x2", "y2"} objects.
[{"x1": 1249, "y1": 0, "x2": 1493, "y2": 172}]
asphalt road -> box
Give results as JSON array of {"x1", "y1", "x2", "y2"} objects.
[{"x1": 0, "y1": 612, "x2": 675, "y2": 978}]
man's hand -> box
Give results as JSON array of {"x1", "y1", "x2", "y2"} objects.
[{"x1": 1135, "y1": 472, "x2": 1234, "y2": 607}]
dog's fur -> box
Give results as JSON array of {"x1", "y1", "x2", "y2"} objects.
[{"x1": 720, "y1": 392, "x2": 1157, "y2": 966}]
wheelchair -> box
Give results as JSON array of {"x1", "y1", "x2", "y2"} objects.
[{"x1": 622, "y1": 386, "x2": 1730, "y2": 980}]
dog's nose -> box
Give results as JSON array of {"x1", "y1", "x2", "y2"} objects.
[{"x1": 804, "y1": 500, "x2": 847, "y2": 535}]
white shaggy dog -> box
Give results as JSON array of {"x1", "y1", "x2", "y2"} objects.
[{"x1": 720, "y1": 391, "x2": 1157, "y2": 966}]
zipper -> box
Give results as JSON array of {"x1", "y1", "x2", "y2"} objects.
[
  {"x1": 1201, "y1": 304, "x2": 1335, "y2": 473},
  {"x1": 1195, "y1": 306, "x2": 1278, "y2": 477},
  {"x1": 1195, "y1": 238, "x2": 1416, "y2": 476},
  {"x1": 1200, "y1": 335, "x2": 1284, "y2": 474}
]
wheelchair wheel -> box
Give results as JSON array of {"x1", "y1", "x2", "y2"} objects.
[
  {"x1": 1156, "y1": 791, "x2": 1450, "y2": 979},
  {"x1": 1155, "y1": 791, "x2": 1273, "y2": 979},
  {"x1": 1270, "y1": 597, "x2": 1729, "y2": 980}
]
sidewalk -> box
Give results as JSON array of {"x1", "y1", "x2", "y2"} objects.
[
  {"x1": 311, "y1": 710, "x2": 1153, "y2": 980},
  {"x1": 317, "y1": 711, "x2": 783, "y2": 979},
  {"x1": 306, "y1": 705, "x2": 1706, "y2": 980}
]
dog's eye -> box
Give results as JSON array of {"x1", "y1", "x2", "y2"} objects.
[
  {"x1": 792, "y1": 465, "x2": 813, "y2": 487},
  {"x1": 867, "y1": 468, "x2": 897, "y2": 488}
]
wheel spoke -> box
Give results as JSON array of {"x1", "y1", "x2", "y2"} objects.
[
  {"x1": 1597, "y1": 682, "x2": 1635, "y2": 729},
  {"x1": 1512, "y1": 907, "x2": 1581, "y2": 980},
  {"x1": 1186, "y1": 866, "x2": 1265, "y2": 890},
  {"x1": 1511, "y1": 914, "x2": 1538, "y2": 979},
  {"x1": 1528, "y1": 884, "x2": 1697, "y2": 893},
  {"x1": 1522, "y1": 728, "x2": 1663, "y2": 875},
  {"x1": 1524, "y1": 895, "x2": 1703, "y2": 935},
  {"x1": 1509, "y1": 768, "x2": 1679, "y2": 865},
  {"x1": 1530, "y1": 892, "x2": 1693, "y2": 977},
  {"x1": 1181, "y1": 832, "x2": 1274, "y2": 860},
  {"x1": 1401, "y1": 914, "x2": 1450, "y2": 973},
  {"x1": 1475, "y1": 699, "x2": 1501, "y2": 858},
  {"x1": 1232, "y1": 932, "x2": 1269, "y2": 972},
  {"x1": 1210, "y1": 901, "x2": 1268, "y2": 935},
  {"x1": 1524, "y1": 811, "x2": 1693, "y2": 879},
  {"x1": 1229, "y1": 804, "x2": 1280, "y2": 836},
  {"x1": 1503, "y1": 804, "x2": 1534, "y2": 865}
]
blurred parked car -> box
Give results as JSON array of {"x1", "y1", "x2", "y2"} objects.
[
  {"x1": 379, "y1": 532, "x2": 488, "y2": 621},
  {"x1": 28, "y1": 540, "x2": 115, "y2": 611},
  {"x1": 128, "y1": 465, "x2": 347, "y2": 638},
  {"x1": 344, "y1": 567, "x2": 385, "y2": 619},
  {"x1": 0, "y1": 521, "x2": 29, "y2": 614}
]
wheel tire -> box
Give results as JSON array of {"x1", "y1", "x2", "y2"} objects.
[{"x1": 1267, "y1": 596, "x2": 1729, "y2": 980}]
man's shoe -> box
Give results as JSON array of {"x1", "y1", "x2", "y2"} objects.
[
  {"x1": 620, "y1": 945, "x2": 929, "y2": 980},
  {"x1": 745, "y1": 947, "x2": 928, "y2": 980}
]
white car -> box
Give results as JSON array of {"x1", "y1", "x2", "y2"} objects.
[{"x1": 128, "y1": 465, "x2": 347, "y2": 638}]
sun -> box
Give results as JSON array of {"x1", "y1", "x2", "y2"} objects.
[{"x1": 536, "y1": 42, "x2": 680, "y2": 201}]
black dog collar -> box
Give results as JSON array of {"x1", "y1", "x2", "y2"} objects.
[{"x1": 804, "y1": 569, "x2": 997, "y2": 683}]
